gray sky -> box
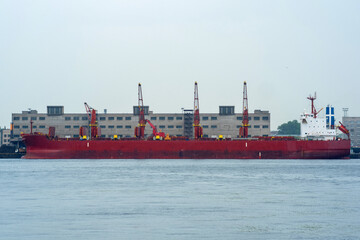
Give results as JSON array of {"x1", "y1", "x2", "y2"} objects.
[{"x1": 1, "y1": 0, "x2": 359, "y2": 130}]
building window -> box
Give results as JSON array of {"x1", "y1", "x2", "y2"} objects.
[
  {"x1": 31, "y1": 117, "x2": 37, "y2": 120},
  {"x1": 108, "y1": 117, "x2": 114, "y2": 121},
  {"x1": 14, "y1": 117, "x2": 20, "y2": 121},
  {"x1": 202, "y1": 116, "x2": 209, "y2": 120},
  {"x1": 248, "y1": 117, "x2": 252, "y2": 120},
  {"x1": 14, "y1": 125, "x2": 19, "y2": 129},
  {"x1": 108, "y1": 125, "x2": 114, "y2": 129},
  {"x1": 14, "y1": 135, "x2": 20, "y2": 138},
  {"x1": 254, "y1": 117, "x2": 260, "y2": 121},
  {"x1": 100, "y1": 117, "x2": 106, "y2": 121},
  {"x1": 262, "y1": 116, "x2": 269, "y2": 120},
  {"x1": 168, "y1": 125, "x2": 174, "y2": 128},
  {"x1": 39, "y1": 126, "x2": 45, "y2": 129},
  {"x1": 211, "y1": 117, "x2": 217, "y2": 120},
  {"x1": 159, "y1": 117, "x2": 165, "y2": 120},
  {"x1": 100, "y1": 125, "x2": 106, "y2": 129},
  {"x1": 125, "y1": 117, "x2": 131, "y2": 120},
  {"x1": 117, "y1": 117, "x2": 123, "y2": 120},
  {"x1": 254, "y1": 125, "x2": 260, "y2": 128},
  {"x1": 117, "y1": 125, "x2": 123, "y2": 128},
  {"x1": 125, "y1": 125, "x2": 131, "y2": 129},
  {"x1": 203, "y1": 134, "x2": 208, "y2": 138},
  {"x1": 151, "y1": 117, "x2": 157, "y2": 120},
  {"x1": 65, "y1": 117, "x2": 71, "y2": 121},
  {"x1": 47, "y1": 106, "x2": 64, "y2": 116},
  {"x1": 74, "y1": 134, "x2": 79, "y2": 138},
  {"x1": 176, "y1": 125, "x2": 183, "y2": 129},
  {"x1": 65, "y1": 125, "x2": 71, "y2": 129},
  {"x1": 168, "y1": 117, "x2": 174, "y2": 120},
  {"x1": 101, "y1": 135, "x2": 106, "y2": 138},
  {"x1": 39, "y1": 117, "x2": 46, "y2": 120},
  {"x1": 263, "y1": 125, "x2": 269, "y2": 129},
  {"x1": 203, "y1": 125, "x2": 209, "y2": 128},
  {"x1": 73, "y1": 116, "x2": 79, "y2": 121},
  {"x1": 159, "y1": 125, "x2": 165, "y2": 129},
  {"x1": 23, "y1": 126, "x2": 28, "y2": 129},
  {"x1": 211, "y1": 125, "x2": 217, "y2": 128},
  {"x1": 219, "y1": 106, "x2": 235, "y2": 115},
  {"x1": 33, "y1": 126, "x2": 37, "y2": 129},
  {"x1": 176, "y1": 116, "x2": 183, "y2": 120},
  {"x1": 22, "y1": 117, "x2": 28, "y2": 121},
  {"x1": 74, "y1": 126, "x2": 79, "y2": 129},
  {"x1": 82, "y1": 116, "x2": 88, "y2": 120},
  {"x1": 236, "y1": 125, "x2": 241, "y2": 128}
]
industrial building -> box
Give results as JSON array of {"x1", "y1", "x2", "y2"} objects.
[
  {"x1": 0, "y1": 127, "x2": 11, "y2": 145},
  {"x1": 11, "y1": 105, "x2": 270, "y2": 140},
  {"x1": 342, "y1": 116, "x2": 360, "y2": 147}
]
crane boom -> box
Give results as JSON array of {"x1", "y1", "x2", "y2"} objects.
[
  {"x1": 193, "y1": 82, "x2": 203, "y2": 139},
  {"x1": 239, "y1": 81, "x2": 249, "y2": 138},
  {"x1": 84, "y1": 102, "x2": 98, "y2": 139},
  {"x1": 135, "y1": 83, "x2": 146, "y2": 139}
]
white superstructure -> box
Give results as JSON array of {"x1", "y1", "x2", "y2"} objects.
[{"x1": 300, "y1": 113, "x2": 336, "y2": 140}]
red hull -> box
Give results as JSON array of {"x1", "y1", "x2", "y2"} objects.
[{"x1": 22, "y1": 134, "x2": 351, "y2": 159}]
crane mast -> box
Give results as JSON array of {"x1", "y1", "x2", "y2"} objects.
[
  {"x1": 239, "y1": 81, "x2": 249, "y2": 138},
  {"x1": 135, "y1": 83, "x2": 146, "y2": 139},
  {"x1": 84, "y1": 102, "x2": 98, "y2": 139},
  {"x1": 193, "y1": 82, "x2": 203, "y2": 139}
]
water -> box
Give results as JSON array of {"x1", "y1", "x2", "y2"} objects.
[{"x1": 1, "y1": 159, "x2": 359, "y2": 240}]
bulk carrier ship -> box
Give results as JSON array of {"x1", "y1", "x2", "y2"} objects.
[{"x1": 21, "y1": 82, "x2": 351, "y2": 159}]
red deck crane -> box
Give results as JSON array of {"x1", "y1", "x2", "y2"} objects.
[
  {"x1": 239, "y1": 81, "x2": 249, "y2": 138},
  {"x1": 338, "y1": 121, "x2": 350, "y2": 139},
  {"x1": 193, "y1": 82, "x2": 203, "y2": 139},
  {"x1": 135, "y1": 83, "x2": 146, "y2": 139},
  {"x1": 83, "y1": 102, "x2": 98, "y2": 139},
  {"x1": 146, "y1": 119, "x2": 165, "y2": 139}
]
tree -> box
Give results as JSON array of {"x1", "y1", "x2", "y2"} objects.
[{"x1": 277, "y1": 120, "x2": 300, "y2": 135}]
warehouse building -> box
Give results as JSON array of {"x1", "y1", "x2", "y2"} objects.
[
  {"x1": 342, "y1": 116, "x2": 360, "y2": 147},
  {"x1": 11, "y1": 106, "x2": 270, "y2": 140},
  {"x1": 0, "y1": 127, "x2": 11, "y2": 146}
]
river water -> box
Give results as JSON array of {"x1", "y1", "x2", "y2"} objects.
[{"x1": 1, "y1": 159, "x2": 359, "y2": 239}]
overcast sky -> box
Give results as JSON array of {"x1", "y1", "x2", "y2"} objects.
[{"x1": 1, "y1": 0, "x2": 359, "y2": 130}]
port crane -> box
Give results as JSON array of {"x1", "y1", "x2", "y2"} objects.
[
  {"x1": 134, "y1": 83, "x2": 166, "y2": 140},
  {"x1": 193, "y1": 82, "x2": 203, "y2": 139},
  {"x1": 134, "y1": 83, "x2": 146, "y2": 139},
  {"x1": 83, "y1": 102, "x2": 98, "y2": 139},
  {"x1": 239, "y1": 81, "x2": 249, "y2": 138}
]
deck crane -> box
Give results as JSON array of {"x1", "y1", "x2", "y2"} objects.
[
  {"x1": 338, "y1": 121, "x2": 350, "y2": 139},
  {"x1": 239, "y1": 81, "x2": 249, "y2": 138},
  {"x1": 83, "y1": 102, "x2": 98, "y2": 139},
  {"x1": 146, "y1": 119, "x2": 165, "y2": 139},
  {"x1": 134, "y1": 83, "x2": 146, "y2": 139},
  {"x1": 193, "y1": 82, "x2": 203, "y2": 139},
  {"x1": 307, "y1": 93, "x2": 323, "y2": 118}
]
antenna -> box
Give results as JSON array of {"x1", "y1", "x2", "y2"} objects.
[{"x1": 342, "y1": 108, "x2": 349, "y2": 117}]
